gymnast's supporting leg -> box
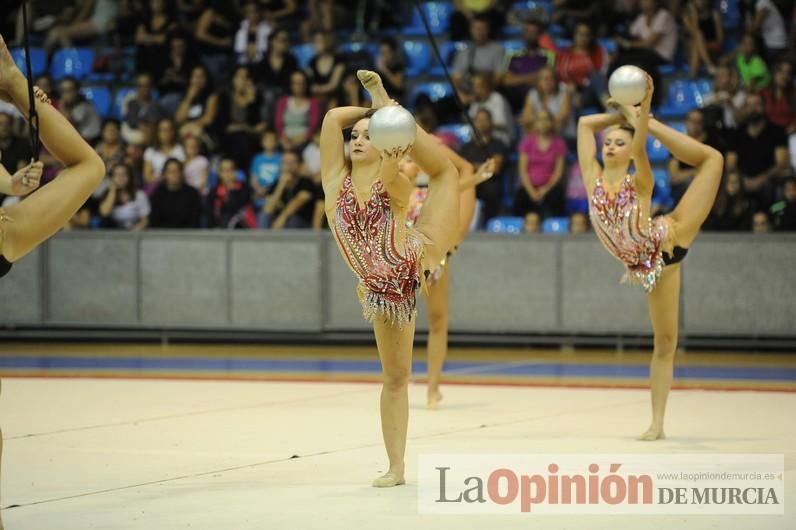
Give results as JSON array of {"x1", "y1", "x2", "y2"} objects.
[
  {"x1": 425, "y1": 263, "x2": 450, "y2": 409},
  {"x1": 0, "y1": 35, "x2": 104, "y2": 262}
]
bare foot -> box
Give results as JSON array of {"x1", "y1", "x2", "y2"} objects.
[
  {"x1": 372, "y1": 470, "x2": 406, "y2": 487},
  {"x1": 427, "y1": 389, "x2": 443, "y2": 410},
  {"x1": 638, "y1": 426, "x2": 666, "y2": 441},
  {"x1": 357, "y1": 70, "x2": 390, "y2": 108}
]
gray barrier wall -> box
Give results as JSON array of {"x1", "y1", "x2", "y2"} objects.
[{"x1": 1, "y1": 231, "x2": 794, "y2": 338}]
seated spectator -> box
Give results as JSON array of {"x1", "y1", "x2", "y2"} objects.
[
  {"x1": 250, "y1": 130, "x2": 283, "y2": 207},
  {"x1": 235, "y1": 1, "x2": 272, "y2": 65},
  {"x1": 329, "y1": 70, "x2": 370, "y2": 109},
  {"x1": 95, "y1": 119, "x2": 125, "y2": 173},
  {"x1": 135, "y1": 0, "x2": 177, "y2": 77},
  {"x1": 206, "y1": 157, "x2": 255, "y2": 229},
  {"x1": 302, "y1": 129, "x2": 322, "y2": 184},
  {"x1": 258, "y1": 151, "x2": 315, "y2": 229},
  {"x1": 682, "y1": 0, "x2": 723, "y2": 78},
  {"x1": 143, "y1": 119, "x2": 186, "y2": 188},
  {"x1": 148, "y1": 158, "x2": 203, "y2": 228},
  {"x1": 570, "y1": 212, "x2": 589, "y2": 233},
  {"x1": 122, "y1": 73, "x2": 163, "y2": 146},
  {"x1": 667, "y1": 109, "x2": 728, "y2": 206},
  {"x1": 706, "y1": 171, "x2": 752, "y2": 230},
  {"x1": 752, "y1": 210, "x2": 771, "y2": 232},
  {"x1": 451, "y1": 15, "x2": 506, "y2": 96},
  {"x1": 194, "y1": 0, "x2": 237, "y2": 83},
  {"x1": 0, "y1": 111, "x2": 32, "y2": 173},
  {"x1": 521, "y1": 67, "x2": 576, "y2": 141},
  {"x1": 159, "y1": 32, "x2": 198, "y2": 115},
  {"x1": 735, "y1": 33, "x2": 770, "y2": 91},
  {"x1": 64, "y1": 199, "x2": 95, "y2": 231},
  {"x1": 254, "y1": 28, "x2": 299, "y2": 97},
  {"x1": 727, "y1": 92, "x2": 791, "y2": 209},
  {"x1": 761, "y1": 61, "x2": 796, "y2": 134},
  {"x1": 215, "y1": 65, "x2": 266, "y2": 169},
  {"x1": 702, "y1": 64, "x2": 746, "y2": 128},
  {"x1": 499, "y1": 18, "x2": 556, "y2": 112},
  {"x1": 99, "y1": 163, "x2": 150, "y2": 230},
  {"x1": 307, "y1": 30, "x2": 346, "y2": 98},
  {"x1": 124, "y1": 142, "x2": 146, "y2": 188},
  {"x1": 565, "y1": 161, "x2": 588, "y2": 214},
  {"x1": 770, "y1": 177, "x2": 796, "y2": 230},
  {"x1": 745, "y1": 0, "x2": 788, "y2": 59},
  {"x1": 175, "y1": 64, "x2": 220, "y2": 140},
  {"x1": 44, "y1": 0, "x2": 119, "y2": 51},
  {"x1": 183, "y1": 136, "x2": 209, "y2": 196},
  {"x1": 610, "y1": 0, "x2": 677, "y2": 107},
  {"x1": 555, "y1": 22, "x2": 609, "y2": 109},
  {"x1": 275, "y1": 71, "x2": 323, "y2": 151},
  {"x1": 376, "y1": 37, "x2": 406, "y2": 102},
  {"x1": 514, "y1": 110, "x2": 567, "y2": 220},
  {"x1": 58, "y1": 77, "x2": 101, "y2": 144},
  {"x1": 450, "y1": 0, "x2": 505, "y2": 41},
  {"x1": 465, "y1": 72, "x2": 514, "y2": 147},
  {"x1": 459, "y1": 109, "x2": 507, "y2": 225}
]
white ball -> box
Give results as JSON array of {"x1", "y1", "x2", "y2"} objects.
[
  {"x1": 368, "y1": 106, "x2": 417, "y2": 153},
  {"x1": 608, "y1": 65, "x2": 647, "y2": 106}
]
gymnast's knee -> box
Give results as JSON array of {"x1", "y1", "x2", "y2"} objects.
[
  {"x1": 429, "y1": 310, "x2": 448, "y2": 335},
  {"x1": 382, "y1": 368, "x2": 410, "y2": 391},
  {"x1": 653, "y1": 333, "x2": 678, "y2": 357}
]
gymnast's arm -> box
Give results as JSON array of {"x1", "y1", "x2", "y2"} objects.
[
  {"x1": 576, "y1": 112, "x2": 623, "y2": 183},
  {"x1": 319, "y1": 106, "x2": 372, "y2": 195}
]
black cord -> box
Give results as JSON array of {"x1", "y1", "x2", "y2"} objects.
[
  {"x1": 411, "y1": 0, "x2": 491, "y2": 159},
  {"x1": 21, "y1": 0, "x2": 40, "y2": 160}
]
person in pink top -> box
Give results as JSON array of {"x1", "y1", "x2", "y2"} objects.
[
  {"x1": 275, "y1": 71, "x2": 323, "y2": 151},
  {"x1": 577, "y1": 72, "x2": 724, "y2": 441},
  {"x1": 514, "y1": 110, "x2": 567, "y2": 221}
]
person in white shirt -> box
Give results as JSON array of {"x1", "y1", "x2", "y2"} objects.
[
  {"x1": 747, "y1": 0, "x2": 788, "y2": 57},
  {"x1": 234, "y1": 1, "x2": 272, "y2": 65},
  {"x1": 466, "y1": 72, "x2": 515, "y2": 146}
]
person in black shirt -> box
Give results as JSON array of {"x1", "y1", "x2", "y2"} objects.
[
  {"x1": 376, "y1": 37, "x2": 406, "y2": 102},
  {"x1": 770, "y1": 177, "x2": 796, "y2": 231},
  {"x1": 258, "y1": 150, "x2": 314, "y2": 229},
  {"x1": 307, "y1": 30, "x2": 345, "y2": 98},
  {"x1": 254, "y1": 27, "x2": 299, "y2": 96},
  {"x1": 705, "y1": 170, "x2": 751, "y2": 231},
  {"x1": 458, "y1": 109, "x2": 507, "y2": 225},
  {"x1": 149, "y1": 158, "x2": 202, "y2": 228},
  {"x1": 0, "y1": 111, "x2": 32, "y2": 174},
  {"x1": 206, "y1": 157, "x2": 254, "y2": 229}
]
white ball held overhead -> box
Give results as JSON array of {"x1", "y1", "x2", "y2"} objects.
[
  {"x1": 608, "y1": 65, "x2": 648, "y2": 106},
  {"x1": 368, "y1": 106, "x2": 417, "y2": 155}
]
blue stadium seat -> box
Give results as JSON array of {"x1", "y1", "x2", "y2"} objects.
[
  {"x1": 11, "y1": 47, "x2": 46, "y2": 78},
  {"x1": 692, "y1": 78, "x2": 713, "y2": 99},
  {"x1": 487, "y1": 216, "x2": 525, "y2": 233},
  {"x1": 503, "y1": 40, "x2": 525, "y2": 56},
  {"x1": 668, "y1": 122, "x2": 687, "y2": 134},
  {"x1": 404, "y1": 1, "x2": 453, "y2": 36},
  {"x1": 82, "y1": 86, "x2": 112, "y2": 117},
  {"x1": 652, "y1": 169, "x2": 673, "y2": 211},
  {"x1": 437, "y1": 124, "x2": 473, "y2": 145},
  {"x1": 598, "y1": 38, "x2": 617, "y2": 55},
  {"x1": 409, "y1": 81, "x2": 453, "y2": 106},
  {"x1": 647, "y1": 136, "x2": 670, "y2": 163},
  {"x1": 339, "y1": 42, "x2": 377, "y2": 59},
  {"x1": 658, "y1": 80, "x2": 699, "y2": 119},
  {"x1": 403, "y1": 40, "x2": 432, "y2": 76},
  {"x1": 543, "y1": 216, "x2": 570, "y2": 234},
  {"x1": 111, "y1": 87, "x2": 135, "y2": 120},
  {"x1": 292, "y1": 43, "x2": 316, "y2": 70},
  {"x1": 658, "y1": 64, "x2": 677, "y2": 76},
  {"x1": 511, "y1": 1, "x2": 553, "y2": 19},
  {"x1": 430, "y1": 41, "x2": 467, "y2": 76},
  {"x1": 51, "y1": 48, "x2": 95, "y2": 80},
  {"x1": 554, "y1": 38, "x2": 572, "y2": 50},
  {"x1": 717, "y1": 0, "x2": 740, "y2": 29}
]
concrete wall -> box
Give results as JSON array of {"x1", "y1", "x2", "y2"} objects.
[{"x1": 1, "y1": 231, "x2": 794, "y2": 337}]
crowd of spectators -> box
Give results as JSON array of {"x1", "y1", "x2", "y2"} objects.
[{"x1": 0, "y1": 0, "x2": 794, "y2": 234}]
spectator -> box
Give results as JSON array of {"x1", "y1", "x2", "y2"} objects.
[
  {"x1": 159, "y1": 32, "x2": 198, "y2": 114},
  {"x1": 514, "y1": 110, "x2": 567, "y2": 220},
  {"x1": 259, "y1": 151, "x2": 316, "y2": 229},
  {"x1": 58, "y1": 77, "x2": 102, "y2": 143},
  {"x1": 524, "y1": 211, "x2": 541, "y2": 233},
  {"x1": 235, "y1": 1, "x2": 272, "y2": 65},
  {"x1": 565, "y1": 161, "x2": 589, "y2": 214},
  {"x1": 64, "y1": 200, "x2": 95, "y2": 231},
  {"x1": 275, "y1": 71, "x2": 323, "y2": 151},
  {"x1": 250, "y1": 130, "x2": 283, "y2": 207},
  {"x1": 175, "y1": 64, "x2": 219, "y2": 139},
  {"x1": 736, "y1": 33, "x2": 771, "y2": 91},
  {"x1": 727, "y1": 92, "x2": 791, "y2": 208},
  {"x1": 148, "y1": 158, "x2": 203, "y2": 228},
  {"x1": 121, "y1": 73, "x2": 163, "y2": 145},
  {"x1": 667, "y1": 109, "x2": 728, "y2": 206},
  {"x1": 99, "y1": 163, "x2": 150, "y2": 230},
  {"x1": 44, "y1": 0, "x2": 119, "y2": 51},
  {"x1": 752, "y1": 210, "x2": 771, "y2": 232},
  {"x1": 0, "y1": 111, "x2": 32, "y2": 173},
  {"x1": 95, "y1": 119, "x2": 125, "y2": 173},
  {"x1": 215, "y1": 65, "x2": 266, "y2": 169},
  {"x1": 761, "y1": 60, "x2": 796, "y2": 133},
  {"x1": 376, "y1": 37, "x2": 406, "y2": 102},
  {"x1": 143, "y1": 118, "x2": 186, "y2": 187},
  {"x1": 459, "y1": 109, "x2": 507, "y2": 225},
  {"x1": 499, "y1": 18, "x2": 556, "y2": 112},
  {"x1": 770, "y1": 177, "x2": 796, "y2": 230},
  {"x1": 307, "y1": 30, "x2": 345, "y2": 98},
  {"x1": 183, "y1": 135, "x2": 209, "y2": 196},
  {"x1": 194, "y1": 0, "x2": 237, "y2": 83},
  {"x1": 570, "y1": 212, "x2": 589, "y2": 233},
  {"x1": 611, "y1": 0, "x2": 677, "y2": 106},
  {"x1": 521, "y1": 67, "x2": 576, "y2": 141},
  {"x1": 450, "y1": 0, "x2": 505, "y2": 41},
  {"x1": 206, "y1": 157, "x2": 255, "y2": 229},
  {"x1": 702, "y1": 64, "x2": 746, "y2": 128},
  {"x1": 744, "y1": 0, "x2": 788, "y2": 59},
  {"x1": 329, "y1": 70, "x2": 369, "y2": 109},
  {"x1": 124, "y1": 142, "x2": 146, "y2": 187},
  {"x1": 706, "y1": 171, "x2": 752, "y2": 230},
  {"x1": 465, "y1": 72, "x2": 514, "y2": 147},
  {"x1": 555, "y1": 22, "x2": 609, "y2": 108},
  {"x1": 682, "y1": 0, "x2": 723, "y2": 78},
  {"x1": 302, "y1": 129, "x2": 322, "y2": 188},
  {"x1": 134, "y1": 0, "x2": 177, "y2": 78},
  {"x1": 451, "y1": 15, "x2": 506, "y2": 96},
  {"x1": 254, "y1": 27, "x2": 299, "y2": 96}
]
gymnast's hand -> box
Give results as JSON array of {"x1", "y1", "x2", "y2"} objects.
[
  {"x1": 10, "y1": 160, "x2": 43, "y2": 196},
  {"x1": 475, "y1": 157, "x2": 497, "y2": 184}
]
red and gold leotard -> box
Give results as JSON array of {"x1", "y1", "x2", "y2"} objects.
[
  {"x1": 589, "y1": 175, "x2": 669, "y2": 292},
  {"x1": 333, "y1": 173, "x2": 423, "y2": 325}
]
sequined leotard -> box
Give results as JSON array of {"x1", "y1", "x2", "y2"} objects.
[
  {"x1": 406, "y1": 186, "x2": 447, "y2": 285},
  {"x1": 589, "y1": 175, "x2": 670, "y2": 292},
  {"x1": 333, "y1": 173, "x2": 423, "y2": 325}
]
